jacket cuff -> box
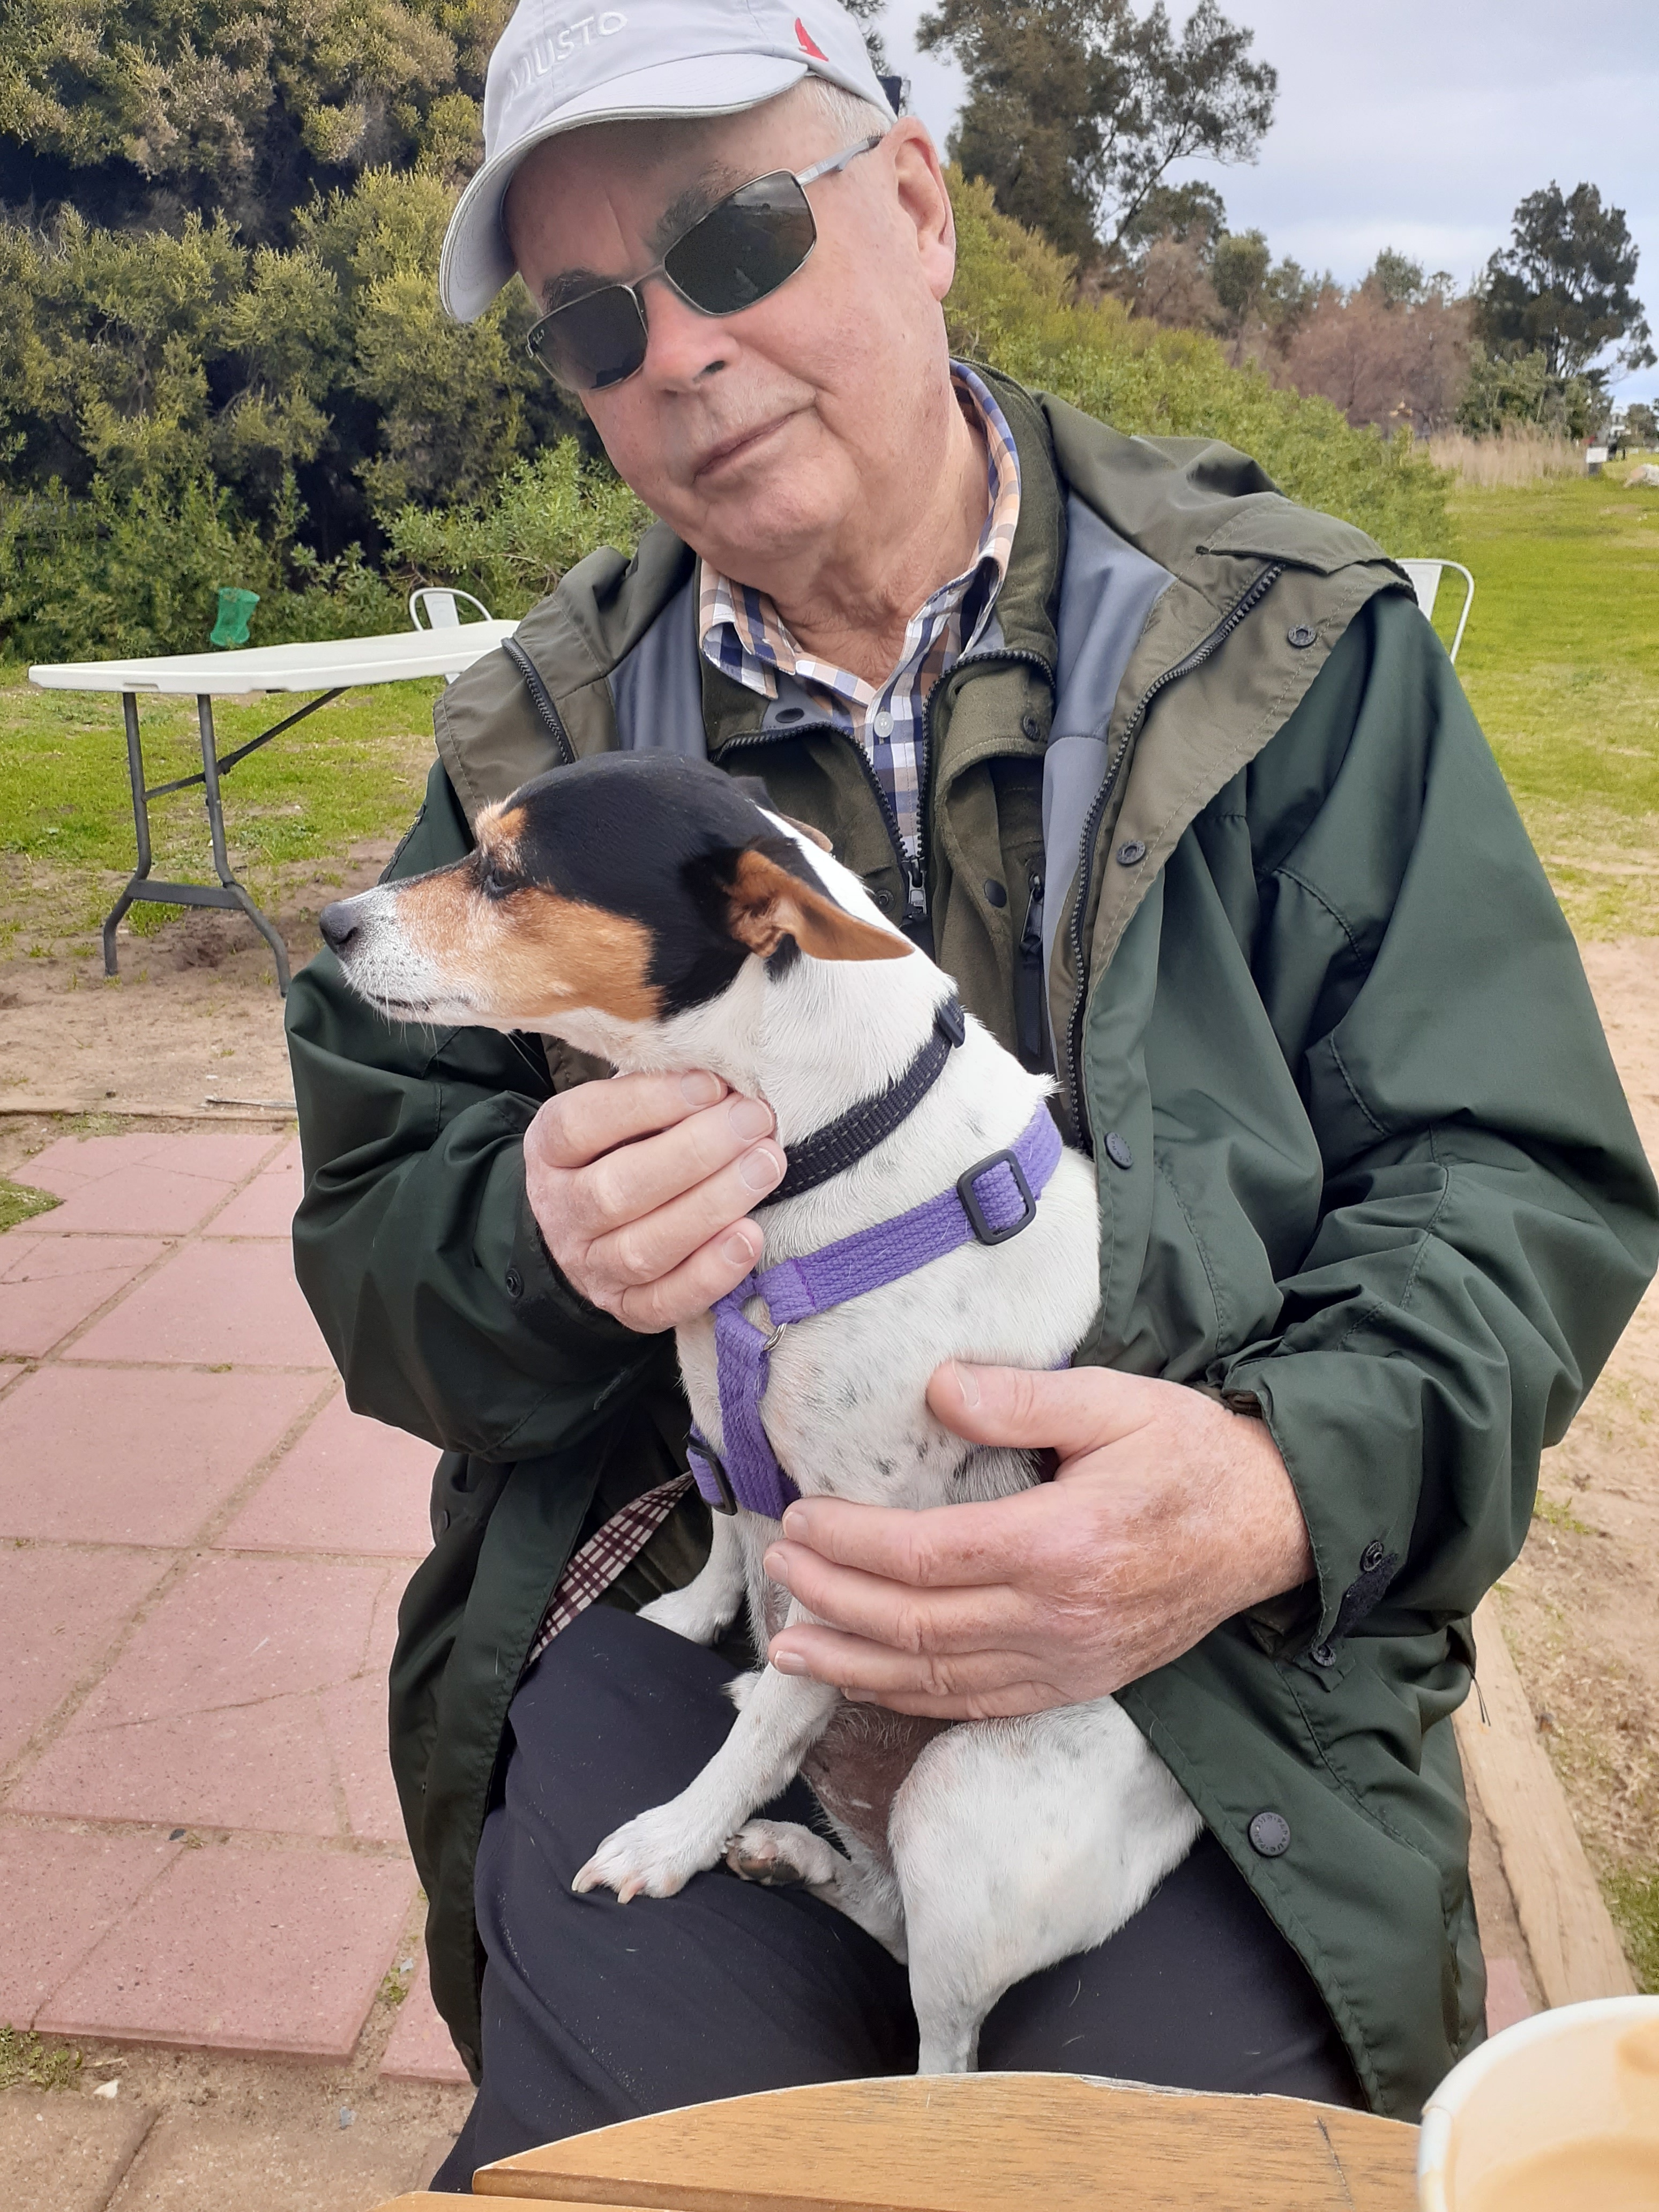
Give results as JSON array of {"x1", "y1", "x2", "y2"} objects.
[
  {"x1": 504, "y1": 1154, "x2": 647, "y2": 1356},
  {"x1": 1218, "y1": 1356, "x2": 1404, "y2": 1670}
]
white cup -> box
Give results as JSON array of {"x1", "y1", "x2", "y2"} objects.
[{"x1": 1418, "y1": 1994, "x2": 1659, "y2": 2211}]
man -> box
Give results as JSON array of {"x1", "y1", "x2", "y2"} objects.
[{"x1": 287, "y1": 0, "x2": 1657, "y2": 2181}]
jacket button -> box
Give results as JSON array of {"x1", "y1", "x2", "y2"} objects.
[
  {"x1": 873, "y1": 888, "x2": 895, "y2": 915},
  {"x1": 1021, "y1": 713, "x2": 1044, "y2": 740},
  {"x1": 983, "y1": 878, "x2": 1008, "y2": 908},
  {"x1": 1116, "y1": 839, "x2": 1147, "y2": 866},
  {"x1": 1361, "y1": 1538, "x2": 1387, "y2": 1573},
  {"x1": 1308, "y1": 1640, "x2": 1337, "y2": 1668},
  {"x1": 505, "y1": 1266, "x2": 524, "y2": 1300},
  {"x1": 1249, "y1": 1811, "x2": 1291, "y2": 1857},
  {"x1": 1103, "y1": 1131, "x2": 1133, "y2": 1171},
  {"x1": 1287, "y1": 623, "x2": 1318, "y2": 649}
]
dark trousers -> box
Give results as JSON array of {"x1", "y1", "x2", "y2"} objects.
[{"x1": 434, "y1": 1607, "x2": 1359, "y2": 2189}]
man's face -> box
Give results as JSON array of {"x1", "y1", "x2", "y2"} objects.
[{"x1": 503, "y1": 94, "x2": 959, "y2": 589}]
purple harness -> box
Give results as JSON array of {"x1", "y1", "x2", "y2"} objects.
[{"x1": 687, "y1": 1103, "x2": 1064, "y2": 1520}]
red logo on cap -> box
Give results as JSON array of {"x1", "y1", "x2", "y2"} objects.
[{"x1": 795, "y1": 17, "x2": 828, "y2": 60}]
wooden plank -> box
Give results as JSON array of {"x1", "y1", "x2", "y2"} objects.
[
  {"x1": 474, "y1": 2073, "x2": 1418, "y2": 2211},
  {"x1": 1454, "y1": 1593, "x2": 1636, "y2": 2007}
]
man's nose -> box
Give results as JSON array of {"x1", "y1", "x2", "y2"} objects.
[
  {"x1": 318, "y1": 900, "x2": 361, "y2": 956},
  {"x1": 638, "y1": 275, "x2": 731, "y2": 385}
]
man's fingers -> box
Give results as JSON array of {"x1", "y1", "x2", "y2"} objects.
[
  {"x1": 772, "y1": 1492, "x2": 1049, "y2": 1589},
  {"x1": 587, "y1": 1138, "x2": 784, "y2": 1291},
  {"x1": 761, "y1": 1538, "x2": 1025, "y2": 1651},
  {"x1": 528, "y1": 1068, "x2": 731, "y2": 1173},
  {"x1": 925, "y1": 1359, "x2": 1157, "y2": 1459},
  {"x1": 612, "y1": 1219, "x2": 764, "y2": 1333},
  {"x1": 766, "y1": 1621, "x2": 1058, "y2": 1709},
  {"x1": 574, "y1": 1096, "x2": 781, "y2": 1238}
]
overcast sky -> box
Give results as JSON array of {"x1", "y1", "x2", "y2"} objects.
[{"x1": 884, "y1": 0, "x2": 1659, "y2": 401}]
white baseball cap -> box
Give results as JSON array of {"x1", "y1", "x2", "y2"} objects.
[{"x1": 439, "y1": 0, "x2": 896, "y2": 323}]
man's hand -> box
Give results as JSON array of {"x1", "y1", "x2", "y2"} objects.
[
  {"x1": 761, "y1": 1361, "x2": 1314, "y2": 1718},
  {"x1": 524, "y1": 1072, "x2": 784, "y2": 1332}
]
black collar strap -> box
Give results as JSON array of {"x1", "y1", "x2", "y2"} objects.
[{"x1": 768, "y1": 997, "x2": 967, "y2": 1205}]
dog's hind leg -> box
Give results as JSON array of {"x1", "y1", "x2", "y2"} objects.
[
  {"x1": 638, "y1": 1511, "x2": 746, "y2": 1645},
  {"x1": 726, "y1": 1821, "x2": 907, "y2": 1960},
  {"x1": 890, "y1": 1700, "x2": 1202, "y2": 2075}
]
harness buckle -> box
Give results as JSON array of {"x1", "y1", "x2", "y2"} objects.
[
  {"x1": 957, "y1": 1148, "x2": 1037, "y2": 1246},
  {"x1": 688, "y1": 1431, "x2": 739, "y2": 1516}
]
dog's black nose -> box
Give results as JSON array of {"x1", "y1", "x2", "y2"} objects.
[{"x1": 318, "y1": 900, "x2": 360, "y2": 957}]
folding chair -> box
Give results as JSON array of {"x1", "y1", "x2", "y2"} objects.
[
  {"x1": 409, "y1": 586, "x2": 496, "y2": 683},
  {"x1": 1399, "y1": 560, "x2": 1475, "y2": 664}
]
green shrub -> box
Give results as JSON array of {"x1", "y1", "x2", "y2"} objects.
[
  {"x1": 386, "y1": 445, "x2": 653, "y2": 617},
  {"x1": 945, "y1": 174, "x2": 1454, "y2": 554}
]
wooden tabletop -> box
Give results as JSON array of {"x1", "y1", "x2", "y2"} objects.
[{"x1": 374, "y1": 2071, "x2": 1419, "y2": 2211}]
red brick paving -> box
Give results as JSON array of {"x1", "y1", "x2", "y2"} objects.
[
  {"x1": 380, "y1": 1958, "x2": 473, "y2": 2087},
  {"x1": 36, "y1": 1843, "x2": 416, "y2": 2059},
  {"x1": 0, "y1": 1129, "x2": 459, "y2": 2076}
]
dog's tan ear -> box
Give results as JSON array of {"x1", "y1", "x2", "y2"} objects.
[
  {"x1": 725, "y1": 849, "x2": 909, "y2": 963},
  {"x1": 778, "y1": 813, "x2": 833, "y2": 854}
]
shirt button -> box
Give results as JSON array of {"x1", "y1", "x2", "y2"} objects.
[
  {"x1": 1116, "y1": 839, "x2": 1147, "y2": 866},
  {"x1": 1249, "y1": 1811, "x2": 1291, "y2": 1857},
  {"x1": 873, "y1": 709, "x2": 895, "y2": 737},
  {"x1": 505, "y1": 1266, "x2": 524, "y2": 1300},
  {"x1": 1103, "y1": 1132, "x2": 1133, "y2": 1171},
  {"x1": 1361, "y1": 1539, "x2": 1387, "y2": 1573},
  {"x1": 1287, "y1": 623, "x2": 1318, "y2": 649}
]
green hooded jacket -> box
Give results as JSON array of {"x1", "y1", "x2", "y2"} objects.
[{"x1": 286, "y1": 372, "x2": 1657, "y2": 2119}]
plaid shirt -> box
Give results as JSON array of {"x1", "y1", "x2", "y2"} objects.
[
  {"x1": 526, "y1": 1473, "x2": 694, "y2": 1669},
  {"x1": 698, "y1": 363, "x2": 1021, "y2": 907}
]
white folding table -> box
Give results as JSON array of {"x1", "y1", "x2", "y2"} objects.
[{"x1": 29, "y1": 625, "x2": 518, "y2": 994}]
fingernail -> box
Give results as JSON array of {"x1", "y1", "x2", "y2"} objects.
[
  {"x1": 721, "y1": 1229, "x2": 758, "y2": 1268},
  {"x1": 952, "y1": 1361, "x2": 981, "y2": 1409},
  {"x1": 738, "y1": 1142, "x2": 784, "y2": 1192},
  {"x1": 763, "y1": 1545, "x2": 790, "y2": 1588},
  {"x1": 728, "y1": 1095, "x2": 773, "y2": 1140},
  {"x1": 845, "y1": 1688, "x2": 875, "y2": 1704},
  {"x1": 681, "y1": 1070, "x2": 722, "y2": 1107},
  {"x1": 780, "y1": 1504, "x2": 810, "y2": 1541},
  {"x1": 770, "y1": 1649, "x2": 809, "y2": 1675}
]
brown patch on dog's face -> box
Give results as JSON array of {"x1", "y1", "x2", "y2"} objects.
[
  {"x1": 724, "y1": 850, "x2": 910, "y2": 965},
  {"x1": 384, "y1": 802, "x2": 662, "y2": 1026}
]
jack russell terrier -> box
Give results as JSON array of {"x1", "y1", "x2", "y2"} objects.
[{"x1": 320, "y1": 751, "x2": 1200, "y2": 2072}]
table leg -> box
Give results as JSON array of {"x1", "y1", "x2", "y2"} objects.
[
  {"x1": 101, "y1": 692, "x2": 153, "y2": 977},
  {"x1": 196, "y1": 694, "x2": 291, "y2": 995}
]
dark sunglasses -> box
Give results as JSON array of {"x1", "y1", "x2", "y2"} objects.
[{"x1": 525, "y1": 135, "x2": 884, "y2": 393}]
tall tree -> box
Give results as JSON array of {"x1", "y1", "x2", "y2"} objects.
[
  {"x1": 1477, "y1": 182, "x2": 1655, "y2": 384},
  {"x1": 916, "y1": 0, "x2": 1275, "y2": 268},
  {"x1": 841, "y1": 0, "x2": 890, "y2": 72}
]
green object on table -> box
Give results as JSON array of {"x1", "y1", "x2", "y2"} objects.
[{"x1": 210, "y1": 586, "x2": 259, "y2": 647}]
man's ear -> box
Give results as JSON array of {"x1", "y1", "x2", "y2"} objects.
[{"x1": 723, "y1": 848, "x2": 909, "y2": 963}]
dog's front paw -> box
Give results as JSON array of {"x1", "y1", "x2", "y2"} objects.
[
  {"x1": 726, "y1": 1819, "x2": 842, "y2": 1889},
  {"x1": 638, "y1": 1583, "x2": 730, "y2": 1646},
  {"x1": 572, "y1": 1801, "x2": 724, "y2": 1903}
]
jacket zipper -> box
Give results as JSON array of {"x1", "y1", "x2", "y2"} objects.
[
  {"x1": 503, "y1": 636, "x2": 576, "y2": 765},
  {"x1": 1015, "y1": 866, "x2": 1046, "y2": 1070},
  {"x1": 1062, "y1": 562, "x2": 1286, "y2": 1144}
]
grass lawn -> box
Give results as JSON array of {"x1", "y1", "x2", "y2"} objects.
[
  {"x1": 0, "y1": 668, "x2": 439, "y2": 953},
  {"x1": 1445, "y1": 460, "x2": 1659, "y2": 937}
]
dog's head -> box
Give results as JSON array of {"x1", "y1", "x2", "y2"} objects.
[{"x1": 317, "y1": 753, "x2": 907, "y2": 1041}]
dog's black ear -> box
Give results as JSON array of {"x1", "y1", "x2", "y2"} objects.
[
  {"x1": 727, "y1": 775, "x2": 834, "y2": 855},
  {"x1": 718, "y1": 845, "x2": 908, "y2": 965}
]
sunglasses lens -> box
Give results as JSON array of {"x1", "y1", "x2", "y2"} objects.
[
  {"x1": 666, "y1": 173, "x2": 816, "y2": 314},
  {"x1": 530, "y1": 286, "x2": 648, "y2": 392}
]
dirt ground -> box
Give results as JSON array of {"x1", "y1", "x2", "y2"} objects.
[{"x1": 0, "y1": 843, "x2": 394, "y2": 1117}]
